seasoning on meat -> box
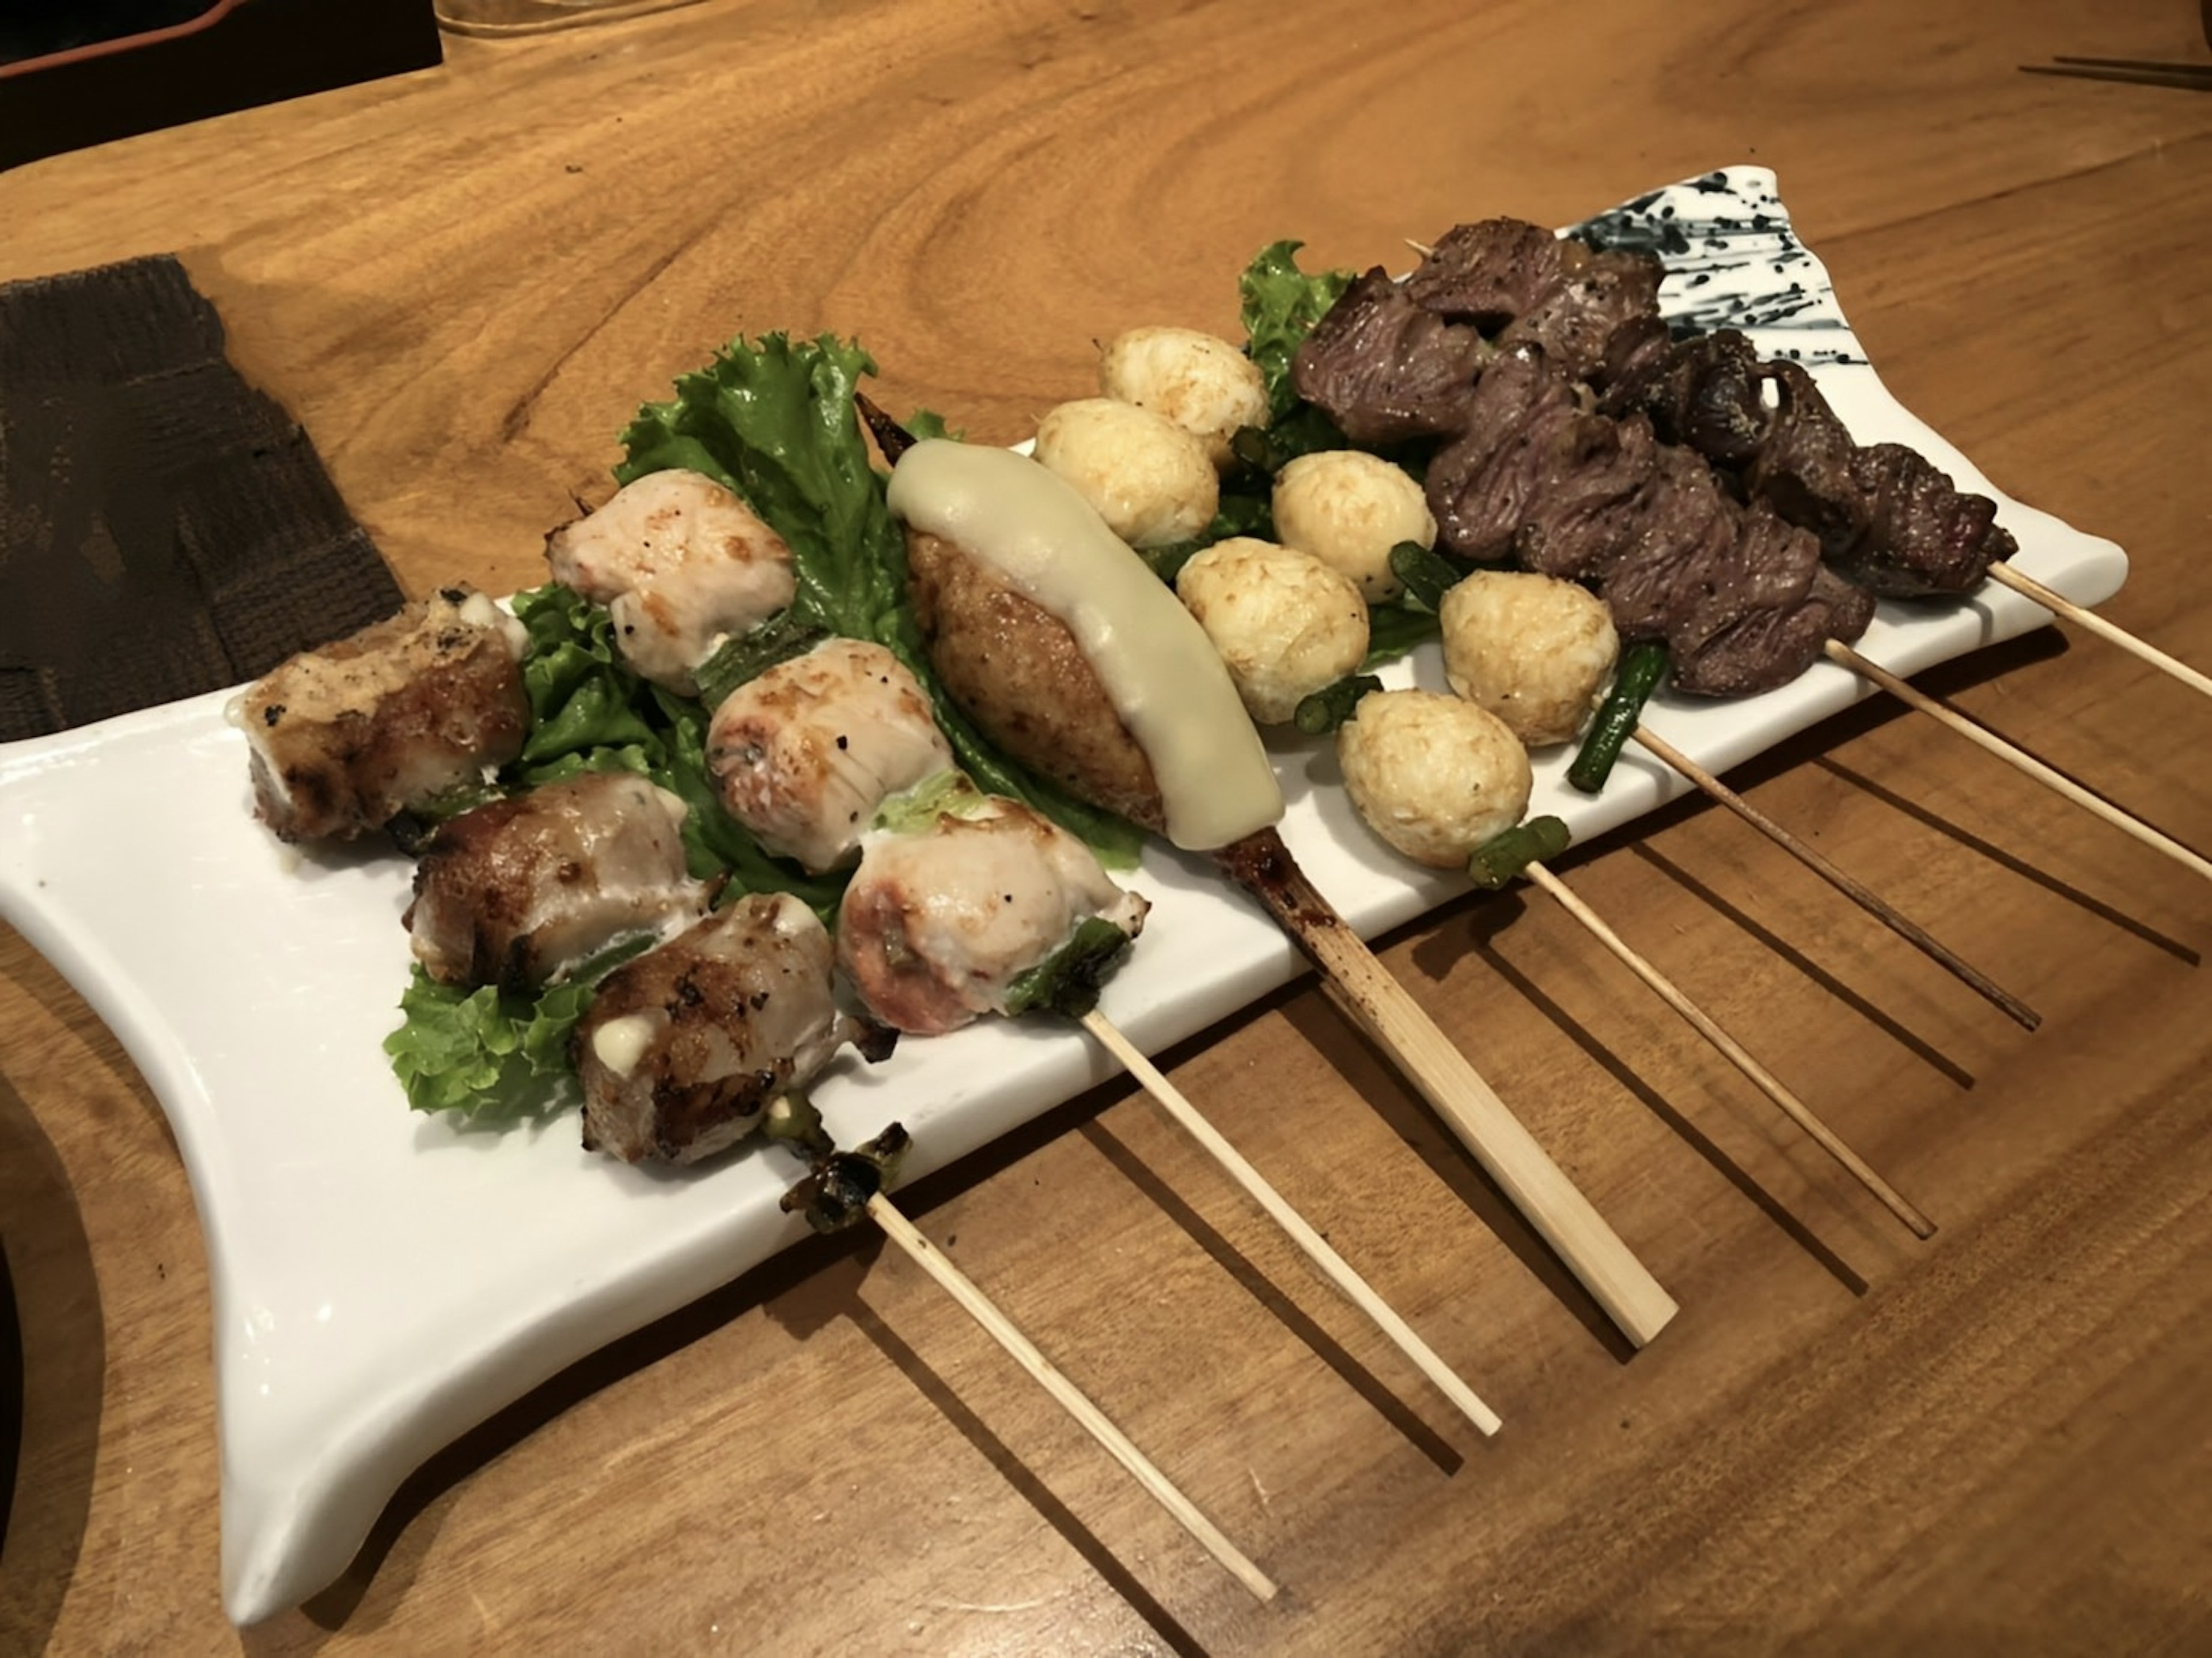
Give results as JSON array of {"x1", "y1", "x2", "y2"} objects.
[
  {"x1": 837, "y1": 783, "x2": 1150, "y2": 1035},
  {"x1": 706, "y1": 637, "x2": 955, "y2": 873},
  {"x1": 231, "y1": 585, "x2": 530, "y2": 844},
  {"x1": 403, "y1": 771, "x2": 709, "y2": 993},
  {"x1": 575, "y1": 893, "x2": 884, "y2": 1165},
  {"x1": 544, "y1": 468, "x2": 798, "y2": 695}
]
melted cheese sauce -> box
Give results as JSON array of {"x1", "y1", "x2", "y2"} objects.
[{"x1": 886, "y1": 441, "x2": 1283, "y2": 851}]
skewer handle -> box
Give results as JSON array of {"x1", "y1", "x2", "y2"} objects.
[
  {"x1": 1986, "y1": 563, "x2": 2212, "y2": 701},
  {"x1": 1825, "y1": 641, "x2": 2212, "y2": 885},
  {"x1": 1224, "y1": 831, "x2": 1679, "y2": 1348},
  {"x1": 862, "y1": 1192, "x2": 1280, "y2": 1603},
  {"x1": 1522, "y1": 863, "x2": 1937, "y2": 1240},
  {"x1": 1080, "y1": 1010, "x2": 1503, "y2": 1436},
  {"x1": 1630, "y1": 723, "x2": 2041, "y2": 1031}
]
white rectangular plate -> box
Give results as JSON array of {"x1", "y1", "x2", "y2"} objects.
[{"x1": 0, "y1": 167, "x2": 2124, "y2": 1623}]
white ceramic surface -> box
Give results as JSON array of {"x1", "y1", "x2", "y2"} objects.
[{"x1": 0, "y1": 168, "x2": 2126, "y2": 1624}]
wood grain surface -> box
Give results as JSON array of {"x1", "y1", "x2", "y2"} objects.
[{"x1": 4, "y1": 1, "x2": 2210, "y2": 1652}]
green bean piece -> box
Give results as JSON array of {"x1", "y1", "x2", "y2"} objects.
[
  {"x1": 692, "y1": 610, "x2": 830, "y2": 711},
  {"x1": 1567, "y1": 641, "x2": 1671, "y2": 795},
  {"x1": 781, "y1": 1122, "x2": 914, "y2": 1234},
  {"x1": 1387, "y1": 541, "x2": 1463, "y2": 614},
  {"x1": 1000, "y1": 916, "x2": 1138, "y2": 1020},
  {"x1": 1293, "y1": 672, "x2": 1385, "y2": 737},
  {"x1": 1466, "y1": 815, "x2": 1571, "y2": 890}
]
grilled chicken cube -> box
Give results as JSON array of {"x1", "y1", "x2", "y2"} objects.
[
  {"x1": 575, "y1": 893, "x2": 871, "y2": 1165},
  {"x1": 232, "y1": 586, "x2": 529, "y2": 843},
  {"x1": 705, "y1": 638, "x2": 955, "y2": 873},
  {"x1": 544, "y1": 469, "x2": 797, "y2": 695},
  {"x1": 404, "y1": 771, "x2": 708, "y2": 992},
  {"x1": 838, "y1": 791, "x2": 1149, "y2": 1035}
]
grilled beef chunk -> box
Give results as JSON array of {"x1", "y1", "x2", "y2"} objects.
[
  {"x1": 1626, "y1": 344, "x2": 2014, "y2": 598},
  {"x1": 1673, "y1": 566, "x2": 1875, "y2": 696},
  {"x1": 1496, "y1": 245, "x2": 1666, "y2": 385},
  {"x1": 1290, "y1": 268, "x2": 1491, "y2": 446},
  {"x1": 1406, "y1": 218, "x2": 1571, "y2": 326},
  {"x1": 1830, "y1": 442, "x2": 2019, "y2": 597},
  {"x1": 1425, "y1": 350, "x2": 1657, "y2": 572},
  {"x1": 1603, "y1": 327, "x2": 1769, "y2": 469}
]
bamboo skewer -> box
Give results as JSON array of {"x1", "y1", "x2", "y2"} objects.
[
  {"x1": 1222, "y1": 829, "x2": 1680, "y2": 1348},
  {"x1": 862, "y1": 1192, "x2": 1281, "y2": 1602},
  {"x1": 1080, "y1": 1009, "x2": 1503, "y2": 1436},
  {"x1": 1521, "y1": 863, "x2": 1937, "y2": 1239},
  {"x1": 1630, "y1": 724, "x2": 2041, "y2": 1030},
  {"x1": 1986, "y1": 563, "x2": 2212, "y2": 701},
  {"x1": 1825, "y1": 641, "x2": 2212, "y2": 883}
]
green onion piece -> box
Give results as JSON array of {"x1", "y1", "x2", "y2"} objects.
[
  {"x1": 1001, "y1": 916, "x2": 1137, "y2": 1020},
  {"x1": 1294, "y1": 672, "x2": 1384, "y2": 737},
  {"x1": 693, "y1": 610, "x2": 830, "y2": 711},
  {"x1": 781, "y1": 1123, "x2": 913, "y2": 1234},
  {"x1": 1388, "y1": 542, "x2": 1462, "y2": 614},
  {"x1": 1568, "y1": 642, "x2": 1670, "y2": 795},
  {"x1": 1466, "y1": 815, "x2": 1571, "y2": 890}
]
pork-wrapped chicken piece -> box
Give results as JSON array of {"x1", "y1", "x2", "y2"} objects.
[
  {"x1": 706, "y1": 638, "x2": 955, "y2": 872},
  {"x1": 575, "y1": 893, "x2": 882, "y2": 1165},
  {"x1": 232, "y1": 586, "x2": 530, "y2": 843},
  {"x1": 404, "y1": 771, "x2": 709, "y2": 992},
  {"x1": 838, "y1": 782, "x2": 1150, "y2": 1035},
  {"x1": 544, "y1": 469, "x2": 797, "y2": 695}
]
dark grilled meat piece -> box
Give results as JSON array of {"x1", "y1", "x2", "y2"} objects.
[
  {"x1": 575, "y1": 893, "x2": 878, "y2": 1166},
  {"x1": 1425, "y1": 350, "x2": 1657, "y2": 575},
  {"x1": 1495, "y1": 245, "x2": 1666, "y2": 385},
  {"x1": 404, "y1": 772, "x2": 708, "y2": 993},
  {"x1": 1601, "y1": 327, "x2": 1769, "y2": 469},
  {"x1": 1672, "y1": 565, "x2": 1875, "y2": 696},
  {"x1": 1828, "y1": 442, "x2": 2020, "y2": 597},
  {"x1": 234, "y1": 586, "x2": 529, "y2": 844},
  {"x1": 903, "y1": 528, "x2": 1168, "y2": 836},
  {"x1": 1289, "y1": 268, "x2": 1492, "y2": 446},
  {"x1": 1406, "y1": 218, "x2": 1571, "y2": 327}
]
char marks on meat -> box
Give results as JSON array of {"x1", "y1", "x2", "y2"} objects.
[
  {"x1": 1619, "y1": 335, "x2": 2014, "y2": 597},
  {"x1": 1289, "y1": 269, "x2": 1491, "y2": 446},
  {"x1": 1494, "y1": 245, "x2": 1666, "y2": 386},
  {"x1": 1404, "y1": 219, "x2": 1571, "y2": 327},
  {"x1": 1425, "y1": 349, "x2": 1657, "y2": 576},
  {"x1": 404, "y1": 771, "x2": 707, "y2": 993},
  {"x1": 575, "y1": 893, "x2": 876, "y2": 1166}
]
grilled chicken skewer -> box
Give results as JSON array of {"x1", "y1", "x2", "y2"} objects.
[
  {"x1": 869, "y1": 412, "x2": 1677, "y2": 1348},
  {"x1": 702, "y1": 638, "x2": 1501, "y2": 1432}
]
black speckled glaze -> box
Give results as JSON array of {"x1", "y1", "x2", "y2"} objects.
[{"x1": 1573, "y1": 166, "x2": 1867, "y2": 367}]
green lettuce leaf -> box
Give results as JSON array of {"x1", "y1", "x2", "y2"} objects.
[
  {"x1": 384, "y1": 968, "x2": 596, "y2": 1121},
  {"x1": 1238, "y1": 240, "x2": 1354, "y2": 423},
  {"x1": 616, "y1": 332, "x2": 1144, "y2": 867}
]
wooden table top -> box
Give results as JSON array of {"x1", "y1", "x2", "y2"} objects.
[{"x1": 5, "y1": 2, "x2": 2209, "y2": 1651}]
